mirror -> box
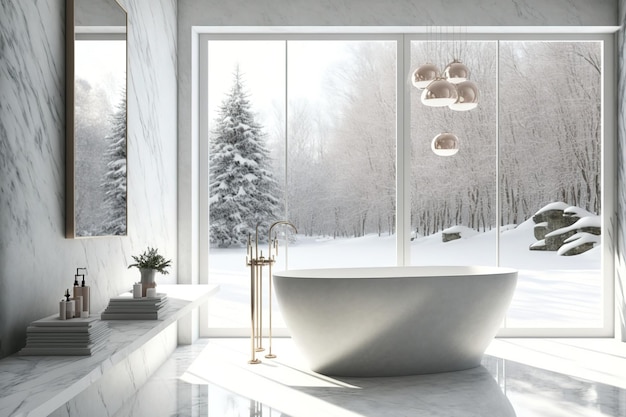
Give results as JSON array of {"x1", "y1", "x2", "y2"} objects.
[{"x1": 66, "y1": 0, "x2": 128, "y2": 238}]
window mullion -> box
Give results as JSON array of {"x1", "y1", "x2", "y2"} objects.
[{"x1": 397, "y1": 35, "x2": 411, "y2": 266}]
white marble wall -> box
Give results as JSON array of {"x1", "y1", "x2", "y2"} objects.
[
  {"x1": 617, "y1": 0, "x2": 626, "y2": 341},
  {"x1": 0, "y1": 0, "x2": 177, "y2": 358},
  {"x1": 179, "y1": 0, "x2": 616, "y2": 27},
  {"x1": 50, "y1": 324, "x2": 178, "y2": 417}
]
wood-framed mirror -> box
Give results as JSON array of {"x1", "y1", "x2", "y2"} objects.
[{"x1": 66, "y1": 0, "x2": 128, "y2": 238}]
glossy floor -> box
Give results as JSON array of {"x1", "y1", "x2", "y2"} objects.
[{"x1": 113, "y1": 338, "x2": 626, "y2": 417}]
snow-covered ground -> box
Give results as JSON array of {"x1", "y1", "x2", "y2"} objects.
[{"x1": 208, "y1": 219, "x2": 603, "y2": 330}]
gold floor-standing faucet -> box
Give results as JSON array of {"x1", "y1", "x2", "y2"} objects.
[{"x1": 245, "y1": 220, "x2": 297, "y2": 364}]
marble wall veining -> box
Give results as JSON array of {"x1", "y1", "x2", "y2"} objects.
[
  {"x1": 179, "y1": 0, "x2": 617, "y2": 27},
  {"x1": 0, "y1": 0, "x2": 177, "y2": 358},
  {"x1": 618, "y1": 0, "x2": 626, "y2": 341}
]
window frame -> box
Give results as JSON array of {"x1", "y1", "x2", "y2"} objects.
[{"x1": 196, "y1": 31, "x2": 616, "y2": 338}]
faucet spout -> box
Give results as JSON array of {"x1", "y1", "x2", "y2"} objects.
[
  {"x1": 269, "y1": 220, "x2": 298, "y2": 237},
  {"x1": 268, "y1": 220, "x2": 297, "y2": 259}
]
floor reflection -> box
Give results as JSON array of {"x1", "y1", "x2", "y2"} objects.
[
  {"x1": 114, "y1": 338, "x2": 626, "y2": 417},
  {"x1": 207, "y1": 384, "x2": 285, "y2": 417},
  {"x1": 483, "y1": 355, "x2": 626, "y2": 417},
  {"x1": 290, "y1": 365, "x2": 515, "y2": 417}
]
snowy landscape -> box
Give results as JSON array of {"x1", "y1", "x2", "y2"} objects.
[
  {"x1": 205, "y1": 39, "x2": 605, "y2": 333},
  {"x1": 208, "y1": 216, "x2": 603, "y2": 331},
  {"x1": 74, "y1": 39, "x2": 127, "y2": 236}
]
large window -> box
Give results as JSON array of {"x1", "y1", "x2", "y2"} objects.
[
  {"x1": 409, "y1": 38, "x2": 608, "y2": 333},
  {"x1": 202, "y1": 37, "x2": 398, "y2": 332},
  {"x1": 498, "y1": 41, "x2": 604, "y2": 331},
  {"x1": 199, "y1": 33, "x2": 614, "y2": 337}
]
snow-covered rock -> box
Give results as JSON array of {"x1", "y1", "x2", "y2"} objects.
[
  {"x1": 442, "y1": 225, "x2": 479, "y2": 242},
  {"x1": 533, "y1": 201, "x2": 570, "y2": 216},
  {"x1": 529, "y1": 239, "x2": 547, "y2": 251},
  {"x1": 532, "y1": 202, "x2": 578, "y2": 235},
  {"x1": 529, "y1": 202, "x2": 600, "y2": 255},
  {"x1": 563, "y1": 206, "x2": 595, "y2": 219},
  {"x1": 558, "y1": 232, "x2": 601, "y2": 256},
  {"x1": 545, "y1": 215, "x2": 601, "y2": 236},
  {"x1": 533, "y1": 221, "x2": 549, "y2": 240}
]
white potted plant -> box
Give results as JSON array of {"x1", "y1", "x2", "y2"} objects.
[{"x1": 128, "y1": 247, "x2": 172, "y2": 297}]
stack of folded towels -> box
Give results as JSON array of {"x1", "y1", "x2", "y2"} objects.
[
  {"x1": 20, "y1": 315, "x2": 110, "y2": 356},
  {"x1": 101, "y1": 293, "x2": 169, "y2": 320}
]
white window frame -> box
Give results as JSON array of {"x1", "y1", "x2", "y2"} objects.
[{"x1": 194, "y1": 30, "x2": 616, "y2": 338}]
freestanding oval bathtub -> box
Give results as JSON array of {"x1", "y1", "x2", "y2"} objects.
[{"x1": 273, "y1": 265, "x2": 517, "y2": 377}]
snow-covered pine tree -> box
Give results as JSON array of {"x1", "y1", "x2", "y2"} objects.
[
  {"x1": 209, "y1": 67, "x2": 281, "y2": 247},
  {"x1": 101, "y1": 93, "x2": 127, "y2": 235}
]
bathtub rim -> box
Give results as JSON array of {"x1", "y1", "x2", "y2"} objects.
[{"x1": 273, "y1": 265, "x2": 518, "y2": 279}]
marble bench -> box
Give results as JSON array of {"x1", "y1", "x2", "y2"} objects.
[{"x1": 0, "y1": 284, "x2": 218, "y2": 417}]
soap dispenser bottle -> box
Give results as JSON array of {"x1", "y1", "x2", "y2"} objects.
[
  {"x1": 59, "y1": 295, "x2": 67, "y2": 320},
  {"x1": 72, "y1": 272, "x2": 83, "y2": 317},
  {"x1": 78, "y1": 268, "x2": 90, "y2": 316},
  {"x1": 64, "y1": 289, "x2": 74, "y2": 319}
]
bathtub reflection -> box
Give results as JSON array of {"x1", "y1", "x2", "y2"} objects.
[{"x1": 286, "y1": 364, "x2": 516, "y2": 417}]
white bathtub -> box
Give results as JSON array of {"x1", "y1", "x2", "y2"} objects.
[{"x1": 273, "y1": 265, "x2": 517, "y2": 377}]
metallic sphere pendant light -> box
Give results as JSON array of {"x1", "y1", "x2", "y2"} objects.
[
  {"x1": 411, "y1": 63, "x2": 439, "y2": 89},
  {"x1": 431, "y1": 132, "x2": 459, "y2": 156},
  {"x1": 443, "y1": 59, "x2": 469, "y2": 84},
  {"x1": 421, "y1": 78, "x2": 458, "y2": 107},
  {"x1": 449, "y1": 80, "x2": 479, "y2": 111}
]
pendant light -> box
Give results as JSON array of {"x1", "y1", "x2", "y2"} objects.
[
  {"x1": 411, "y1": 63, "x2": 439, "y2": 89},
  {"x1": 443, "y1": 59, "x2": 469, "y2": 84},
  {"x1": 431, "y1": 132, "x2": 459, "y2": 156},
  {"x1": 449, "y1": 80, "x2": 479, "y2": 111},
  {"x1": 421, "y1": 78, "x2": 458, "y2": 107}
]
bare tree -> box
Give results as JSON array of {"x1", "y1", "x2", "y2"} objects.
[
  {"x1": 263, "y1": 39, "x2": 601, "y2": 239},
  {"x1": 410, "y1": 41, "x2": 497, "y2": 235},
  {"x1": 325, "y1": 41, "x2": 397, "y2": 237},
  {"x1": 499, "y1": 41, "x2": 601, "y2": 222}
]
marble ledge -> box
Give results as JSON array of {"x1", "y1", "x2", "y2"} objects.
[{"x1": 0, "y1": 284, "x2": 219, "y2": 417}]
